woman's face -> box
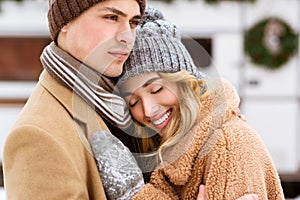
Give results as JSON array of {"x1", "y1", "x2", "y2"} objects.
[{"x1": 121, "y1": 73, "x2": 180, "y2": 136}]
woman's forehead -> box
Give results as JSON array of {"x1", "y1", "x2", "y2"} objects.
[{"x1": 121, "y1": 72, "x2": 160, "y2": 92}]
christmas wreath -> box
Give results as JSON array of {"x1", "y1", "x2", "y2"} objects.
[{"x1": 244, "y1": 17, "x2": 298, "y2": 70}]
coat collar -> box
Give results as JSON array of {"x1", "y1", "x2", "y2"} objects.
[
  {"x1": 158, "y1": 78, "x2": 240, "y2": 185},
  {"x1": 39, "y1": 70, "x2": 110, "y2": 154},
  {"x1": 159, "y1": 122, "x2": 210, "y2": 185}
]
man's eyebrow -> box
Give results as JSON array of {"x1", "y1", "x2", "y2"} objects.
[
  {"x1": 100, "y1": 7, "x2": 142, "y2": 19},
  {"x1": 121, "y1": 77, "x2": 161, "y2": 98}
]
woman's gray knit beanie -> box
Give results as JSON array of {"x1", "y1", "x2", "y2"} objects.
[{"x1": 118, "y1": 7, "x2": 204, "y2": 86}]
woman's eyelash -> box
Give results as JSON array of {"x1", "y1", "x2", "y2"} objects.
[
  {"x1": 129, "y1": 101, "x2": 137, "y2": 107},
  {"x1": 128, "y1": 98, "x2": 138, "y2": 107},
  {"x1": 152, "y1": 86, "x2": 163, "y2": 94}
]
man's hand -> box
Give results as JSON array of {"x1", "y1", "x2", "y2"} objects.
[
  {"x1": 197, "y1": 185, "x2": 258, "y2": 200},
  {"x1": 197, "y1": 185, "x2": 206, "y2": 200},
  {"x1": 90, "y1": 130, "x2": 145, "y2": 200},
  {"x1": 233, "y1": 108, "x2": 247, "y2": 122},
  {"x1": 237, "y1": 194, "x2": 259, "y2": 200}
]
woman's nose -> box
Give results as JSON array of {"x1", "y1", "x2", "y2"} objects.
[{"x1": 143, "y1": 101, "x2": 162, "y2": 118}]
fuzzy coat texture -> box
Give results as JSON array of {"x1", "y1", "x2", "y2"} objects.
[
  {"x1": 3, "y1": 70, "x2": 108, "y2": 199},
  {"x1": 133, "y1": 78, "x2": 284, "y2": 200}
]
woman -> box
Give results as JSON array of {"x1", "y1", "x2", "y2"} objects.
[
  {"x1": 90, "y1": 7, "x2": 283, "y2": 199},
  {"x1": 118, "y1": 69, "x2": 283, "y2": 199}
]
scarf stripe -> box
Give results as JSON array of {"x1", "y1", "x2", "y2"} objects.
[{"x1": 40, "y1": 42, "x2": 131, "y2": 129}]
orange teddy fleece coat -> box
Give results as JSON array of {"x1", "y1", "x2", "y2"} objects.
[{"x1": 133, "y1": 78, "x2": 284, "y2": 200}]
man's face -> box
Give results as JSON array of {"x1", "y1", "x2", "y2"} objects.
[{"x1": 58, "y1": 0, "x2": 141, "y2": 77}]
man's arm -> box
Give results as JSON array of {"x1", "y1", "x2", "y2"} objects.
[
  {"x1": 197, "y1": 185, "x2": 258, "y2": 200},
  {"x1": 4, "y1": 126, "x2": 88, "y2": 199}
]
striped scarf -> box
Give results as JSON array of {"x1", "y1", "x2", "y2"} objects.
[{"x1": 40, "y1": 42, "x2": 131, "y2": 129}]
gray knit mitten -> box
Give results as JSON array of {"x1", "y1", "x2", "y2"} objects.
[{"x1": 90, "y1": 130, "x2": 145, "y2": 200}]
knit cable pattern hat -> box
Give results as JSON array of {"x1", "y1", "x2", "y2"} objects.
[
  {"x1": 118, "y1": 7, "x2": 204, "y2": 86},
  {"x1": 48, "y1": 0, "x2": 146, "y2": 41}
]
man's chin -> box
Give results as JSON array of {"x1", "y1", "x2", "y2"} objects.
[
  {"x1": 104, "y1": 69, "x2": 123, "y2": 78},
  {"x1": 97, "y1": 61, "x2": 124, "y2": 77}
]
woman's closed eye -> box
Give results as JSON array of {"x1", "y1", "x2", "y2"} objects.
[
  {"x1": 126, "y1": 84, "x2": 164, "y2": 108},
  {"x1": 151, "y1": 85, "x2": 163, "y2": 94},
  {"x1": 128, "y1": 96, "x2": 139, "y2": 108}
]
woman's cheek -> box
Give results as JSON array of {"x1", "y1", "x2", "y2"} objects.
[{"x1": 130, "y1": 108, "x2": 143, "y2": 124}]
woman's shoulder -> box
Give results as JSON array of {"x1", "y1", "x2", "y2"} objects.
[
  {"x1": 221, "y1": 117, "x2": 268, "y2": 153},
  {"x1": 203, "y1": 78, "x2": 240, "y2": 105}
]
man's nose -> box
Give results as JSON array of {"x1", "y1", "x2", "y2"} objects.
[{"x1": 116, "y1": 26, "x2": 135, "y2": 45}]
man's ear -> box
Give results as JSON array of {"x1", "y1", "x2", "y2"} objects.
[
  {"x1": 56, "y1": 24, "x2": 69, "y2": 45},
  {"x1": 60, "y1": 24, "x2": 68, "y2": 33}
]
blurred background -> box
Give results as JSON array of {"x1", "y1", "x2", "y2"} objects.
[{"x1": 0, "y1": 0, "x2": 299, "y2": 198}]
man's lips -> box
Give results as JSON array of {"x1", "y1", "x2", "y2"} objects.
[{"x1": 108, "y1": 51, "x2": 129, "y2": 60}]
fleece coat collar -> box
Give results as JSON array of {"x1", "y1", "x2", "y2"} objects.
[{"x1": 160, "y1": 78, "x2": 240, "y2": 185}]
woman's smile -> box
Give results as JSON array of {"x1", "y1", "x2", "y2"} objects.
[{"x1": 151, "y1": 109, "x2": 173, "y2": 132}]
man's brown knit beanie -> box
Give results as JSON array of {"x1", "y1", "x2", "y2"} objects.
[{"x1": 48, "y1": 0, "x2": 146, "y2": 41}]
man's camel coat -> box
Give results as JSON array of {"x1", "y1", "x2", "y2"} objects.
[{"x1": 3, "y1": 70, "x2": 108, "y2": 199}]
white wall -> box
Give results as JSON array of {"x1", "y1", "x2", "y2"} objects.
[{"x1": 0, "y1": 0, "x2": 48, "y2": 36}]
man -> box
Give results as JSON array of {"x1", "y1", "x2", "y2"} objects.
[{"x1": 3, "y1": 0, "x2": 145, "y2": 199}]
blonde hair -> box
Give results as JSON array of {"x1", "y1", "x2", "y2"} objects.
[{"x1": 132, "y1": 70, "x2": 205, "y2": 163}]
